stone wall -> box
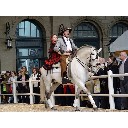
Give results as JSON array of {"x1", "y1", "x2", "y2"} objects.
[{"x1": 0, "y1": 16, "x2": 128, "y2": 71}]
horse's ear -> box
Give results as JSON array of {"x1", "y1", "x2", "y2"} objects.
[{"x1": 97, "y1": 48, "x2": 102, "y2": 53}]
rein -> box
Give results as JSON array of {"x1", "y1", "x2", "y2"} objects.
[
  {"x1": 74, "y1": 48, "x2": 98, "y2": 72},
  {"x1": 75, "y1": 55, "x2": 91, "y2": 72}
]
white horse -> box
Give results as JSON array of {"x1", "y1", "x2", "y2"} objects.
[{"x1": 40, "y1": 45, "x2": 102, "y2": 111}]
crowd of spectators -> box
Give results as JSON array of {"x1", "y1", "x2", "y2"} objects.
[
  {"x1": 0, "y1": 66, "x2": 41, "y2": 104},
  {"x1": 0, "y1": 66, "x2": 75, "y2": 106}
]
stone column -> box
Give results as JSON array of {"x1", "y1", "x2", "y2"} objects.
[
  {"x1": 102, "y1": 37, "x2": 111, "y2": 59},
  {"x1": 45, "y1": 37, "x2": 51, "y2": 57}
]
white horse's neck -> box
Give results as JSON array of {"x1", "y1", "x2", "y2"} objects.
[{"x1": 76, "y1": 48, "x2": 91, "y2": 65}]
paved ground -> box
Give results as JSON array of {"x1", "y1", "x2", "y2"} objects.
[{"x1": 0, "y1": 103, "x2": 127, "y2": 112}]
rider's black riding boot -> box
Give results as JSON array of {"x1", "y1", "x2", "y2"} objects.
[
  {"x1": 63, "y1": 71, "x2": 69, "y2": 79},
  {"x1": 62, "y1": 71, "x2": 71, "y2": 84}
]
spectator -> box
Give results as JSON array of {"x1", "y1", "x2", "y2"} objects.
[
  {"x1": 107, "y1": 55, "x2": 121, "y2": 110},
  {"x1": 94, "y1": 57, "x2": 109, "y2": 109},
  {"x1": 21, "y1": 66, "x2": 29, "y2": 75},
  {"x1": 30, "y1": 68, "x2": 40, "y2": 104},
  {"x1": 93, "y1": 79, "x2": 101, "y2": 108},
  {"x1": 119, "y1": 52, "x2": 128, "y2": 110},
  {"x1": 1, "y1": 71, "x2": 11, "y2": 103},
  {"x1": 8, "y1": 71, "x2": 17, "y2": 103},
  {"x1": 17, "y1": 69, "x2": 29, "y2": 103}
]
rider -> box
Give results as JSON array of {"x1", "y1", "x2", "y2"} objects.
[
  {"x1": 43, "y1": 34, "x2": 61, "y2": 70},
  {"x1": 40, "y1": 34, "x2": 60, "y2": 104},
  {"x1": 54, "y1": 24, "x2": 78, "y2": 78}
]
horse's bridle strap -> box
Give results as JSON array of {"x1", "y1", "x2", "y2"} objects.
[{"x1": 75, "y1": 56, "x2": 91, "y2": 71}]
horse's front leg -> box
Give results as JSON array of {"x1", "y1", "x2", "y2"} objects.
[
  {"x1": 75, "y1": 81, "x2": 98, "y2": 111},
  {"x1": 84, "y1": 86, "x2": 98, "y2": 111}
]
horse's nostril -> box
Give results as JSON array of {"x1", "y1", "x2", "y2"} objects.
[{"x1": 96, "y1": 63, "x2": 100, "y2": 66}]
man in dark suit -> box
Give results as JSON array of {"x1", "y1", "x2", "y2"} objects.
[{"x1": 119, "y1": 52, "x2": 128, "y2": 109}]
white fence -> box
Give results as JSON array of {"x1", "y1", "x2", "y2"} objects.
[{"x1": 0, "y1": 70, "x2": 128, "y2": 110}]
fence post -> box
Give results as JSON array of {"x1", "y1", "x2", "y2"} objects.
[
  {"x1": 108, "y1": 70, "x2": 115, "y2": 109},
  {"x1": 13, "y1": 79, "x2": 17, "y2": 103},
  {"x1": 29, "y1": 78, "x2": 33, "y2": 104}
]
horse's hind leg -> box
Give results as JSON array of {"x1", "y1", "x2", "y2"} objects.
[
  {"x1": 44, "y1": 83, "x2": 57, "y2": 110},
  {"x1": 73, "y1": 85, "x2": 81, "y2": 111},
  {"x1": 40, "y1": 77, "x2": 46, "y2": 104},
  {"x1": 45, "y1": 91, "x2": 57, "y2": 110}
]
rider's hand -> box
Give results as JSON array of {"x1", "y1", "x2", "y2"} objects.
[{"x1": 58, "y1": 51, "x2": 61, "y2": 55}]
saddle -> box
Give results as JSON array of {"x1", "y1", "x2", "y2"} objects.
[{"x1": 67, "y1": 50, "x2": 77, "y2": 78}]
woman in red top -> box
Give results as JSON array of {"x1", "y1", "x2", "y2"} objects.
[{"x1": 43, "y1": 34, "x2": 61, "y2": 70}]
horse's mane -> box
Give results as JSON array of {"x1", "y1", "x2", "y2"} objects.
[{"x1": 77, "y1": 44, "x2": 96, "y2": 52}]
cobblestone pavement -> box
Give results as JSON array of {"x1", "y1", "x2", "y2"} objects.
[{"x1": 0, "y1": 103, "x2": 127, "y2": 112}]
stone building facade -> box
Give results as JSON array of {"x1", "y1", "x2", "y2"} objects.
[{"x1": 0, "y1": 16, "x2": 128, "y2": 72}]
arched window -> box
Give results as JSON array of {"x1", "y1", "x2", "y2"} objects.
[
  {"x1": 73, "y1": 22, "x2": 100, "y2": 49},
  {"x1": 16, "y1": 20, "x2": 41, "y2": 38},
  {"x1": 109, "y1": 22, "x2": 128, "y2": 42},
  {"x1": 16, "y1": 20, "x2": 45, "y2": 74}
]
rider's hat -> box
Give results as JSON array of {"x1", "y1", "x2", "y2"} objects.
[{"x1": 58, "y1": 24, "x2": 72, "y2": 36}]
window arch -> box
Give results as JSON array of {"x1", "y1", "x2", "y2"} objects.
[
  {"x1": 73, "y1": 22, "x2": 100, "y2": 49},
  {"x1": 16, "y1": 20, "x2": 42, "y2": 38},
  {"x1": 109, "y1": 22, "x2": 128, "y2": 42},
  {"x1": 73, "y1": 22, "x2": 98, "y2": 38}
]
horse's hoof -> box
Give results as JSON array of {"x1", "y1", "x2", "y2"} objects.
[
  {"x1": 40, "y1": 101, "x2": 45, "y2": 104},
  {"x1": 51, "y1": 107, "x2": 57, "y2": 111},
  {"x1": 75, "y1": 107, "x2": 80, "y2": 111},
  {"x1": 93, "y1": 107, "x2": 98, "y2": 111},
  {"x1": 75, "y1": 109, "x2": 80, "y2": 111},
  {"x1": 45, "y1": 104, "x2": 48, "y2": 108},
  {"x1": 44, "y1": 101, "x2": 49, "y2": 108}
]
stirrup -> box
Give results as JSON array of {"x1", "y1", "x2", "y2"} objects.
[{"x1": 63, "y1": 75, "x2": 69, "y2": 80}]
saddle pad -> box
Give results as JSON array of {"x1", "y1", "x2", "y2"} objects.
[
  {"x1": 52, "y1": 68, "x2": 61, "y2": 73},
  {"x1": 52, "y1": 63, "x2": 60, "y2": 67}
]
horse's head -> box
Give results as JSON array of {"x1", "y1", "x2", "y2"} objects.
[
  {"x1": 75, "y1": 45, "x2": 102, "y2": 74},
  {"x1": 89, "y1": 47, "x2": 102, "y2": 74}
]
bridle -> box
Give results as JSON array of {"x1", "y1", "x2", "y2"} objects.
[{"x1": 75, "y1": 48, "x2": 99, "y2": 73}]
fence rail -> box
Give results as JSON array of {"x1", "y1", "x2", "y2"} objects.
[{"x1": 0, "y1": 70, "x2": 128, "y2": 109}]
